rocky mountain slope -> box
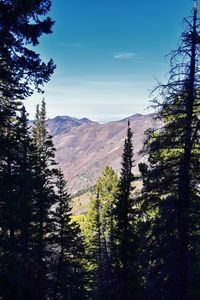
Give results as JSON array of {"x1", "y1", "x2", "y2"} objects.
[{"x1": 46, "y1": 114, "x2": 162, "y2": 194}]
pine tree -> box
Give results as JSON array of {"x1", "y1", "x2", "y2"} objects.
[
  {"x1": 52, "y1": 169, "x2": 85, "y2": 300},
  {"x1": 139, "y1": 2, "x2": 200, "y2": 299},
  {"x1": 0, "y1": 0, "x2": 55, "y2": 101},
  {"x1": 113, "y1": 122, "x2": 141, "y2": 300},
  {"x1": 85, "y1": 190, "x2": 103, "y2": 299},
  {"x1": 32, "y1": 99, "x2": 58, "y2": 300},
  {"x1": 0, "y1": 0, "x2": 55, "y2": 242},
  {"x1": 0, "y1": 104, "x2": 18, "y2": 300},
  {"x1": 0, "y1": 105, "x2": 38, "y2": 300},
  {"x1": 84, "y1": 166, "x2": 119, "y2": 299},
  {"x1": 0, "y1": 0, "x2": 55, "y2": 218},
  {"x1": 96, "y1": 166, "x2": 119, "y2": 281},
  {"x1": 14, "y1": 106, "x2": 36, "y2": 299},
  {"x1": 0, "y1": 2, "x2": 55, "y2": 298}
]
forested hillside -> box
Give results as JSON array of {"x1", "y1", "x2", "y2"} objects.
[{"x1": 0, "y1": 1, "x2": 200, "y2": 300}]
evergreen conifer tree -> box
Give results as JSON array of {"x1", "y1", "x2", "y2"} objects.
[
  {"x1": 32, "y1": 99, "x2": 57, "y2": 300},
  {"x1": 85, "y1": 166, "x2": 119, "y2": 299},
  {"x1": 13, "y1": 106, "x2": 36, "y2": 299},
  {"x1": 139, "y1": 2, "x2": 200, "y2": 299},
  {"x1": 0, "y1": 0, "x2": 55, "y2": 101},
  {"x1": 113, "y1": 122, "x2": 141, "y2": 300},
  {"x1": 0, "y1": 104, "x2": 36, "y2": 300},
  {"x1": 52, "y1": 169, "x2": 85, "y2": 300},
  {"x1": 0, "y1": 1, "x2": 55, "y2": 298}
]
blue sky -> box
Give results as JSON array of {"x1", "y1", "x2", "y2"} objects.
[{"x1": 25, "y1": 0, "x2": 193, "y2": 122}]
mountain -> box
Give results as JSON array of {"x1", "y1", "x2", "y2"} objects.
[
  {"x1": 48, "y1": 114, "x2": 162, "y2": 194},
  {"x1": 46, "y1": 116, "x2": 96, "y2": 136}
]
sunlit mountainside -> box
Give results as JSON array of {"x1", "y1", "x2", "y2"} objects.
[{"x1": 44, "y1": 113, "x2": 163, "y2": 193}]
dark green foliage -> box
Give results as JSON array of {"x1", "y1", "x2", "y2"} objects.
[
  {"x1": 0, "y1": 1, "x2": 55, "y2": 296},
  {"x1": 52, "y1": 169, "x2": 86, "y2": 300},
  {"x1": 0, "y1": 105, "x2": 36, "y2": 300},
  {"x1": 0, "y1": 97, "x2": 87, "y2": 300},
  {"x1": 1, "y1": 1, "x2": 200, "y2": 299},
  {"x1": 12, "y1": 107, "x2": 37, "y2": 299},
  {"x1": 0, "y1": 1, "x2": 88, "y2": 299},
  {"x1": 31, "y1": 99, "x2": 58, "y2": 299},
  {"x1": 0, "y1": 0, "x2": 55, "y2": 100},
  {"x1": 139, "y1": 5, "x2": 200, "y2": 299},
  {"x1": 113, "y1": 122, "x2": 142, "y2": 300}
]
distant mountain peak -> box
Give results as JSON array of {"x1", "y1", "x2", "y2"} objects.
[
  {"x1": 51, "y1": 113, "x2": 162, "y2": 193},
  {"x1": 53, "y1": 116, "x2": 74, "y2": 120},
  {"x1": 51, "y1": 115, "x2": 96, "y2": 123},
  {"x1": 47, "y1": 115, "x2": 97, "y2": 136},
  {"x1": 80, "y1": 117, "x2": 96, "y2": 124},
  {"x1": 119, "y1": 113, "x2": 154, "y2": 123}
]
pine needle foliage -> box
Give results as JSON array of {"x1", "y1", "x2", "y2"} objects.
[{"x1": 139, "y1": 4, "x2": 200, "y2": 299}]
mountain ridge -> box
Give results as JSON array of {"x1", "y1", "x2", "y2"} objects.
[{"x1": 47, "y1": 113, "x2": 162, "y2": 193}]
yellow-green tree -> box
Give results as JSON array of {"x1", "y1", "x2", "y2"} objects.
[{"x1": 84, "y1": 166, "x2": 119, "y2": 299}]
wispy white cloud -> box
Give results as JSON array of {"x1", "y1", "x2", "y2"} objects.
[
  {"x1": 113, "y1": 52, "x2": 166, "y2": 66},
  {"x1": 113, "y1": 52, "x2": 137, "y2": 60}
]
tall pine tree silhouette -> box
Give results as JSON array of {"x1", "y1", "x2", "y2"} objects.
[
  {"x1": 113, "y1": 122, "x2": 141, "y2": 300},
  {"x1": 52, "y1": 169, "x2": 85, "y2": 300},
  {"x1": 32, "y1": 99, "x2": 57, "y2": 300},
  {"x1": 139, "y1": 1, "x2": 200, "y2": 299},
  {"x1": 0, "y1": 2, "x2": 55, "y2": 298},
  {"x1": 0, "y1": 105, "x2": 36, "y2": 299}
]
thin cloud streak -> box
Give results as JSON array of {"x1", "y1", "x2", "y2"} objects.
[{"x1": 114, "y1": 52, "x2": 137, "y2": 60}]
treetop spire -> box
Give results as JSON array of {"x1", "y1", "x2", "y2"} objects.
[{"x1": 194, "y1": 0, "x2": 198, "y2": 14}]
